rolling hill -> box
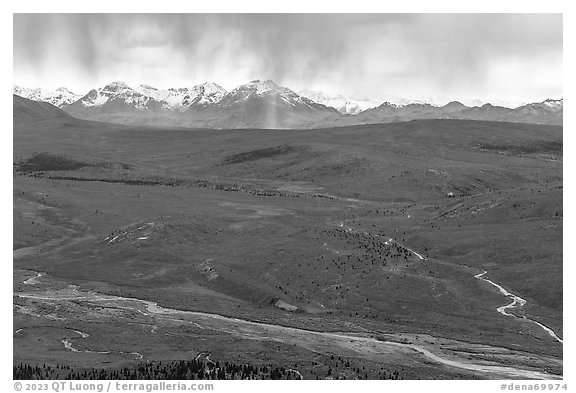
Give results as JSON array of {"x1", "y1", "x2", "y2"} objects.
[{"x1": 13, "y1": 94, "x2": 72, "y2": 124}]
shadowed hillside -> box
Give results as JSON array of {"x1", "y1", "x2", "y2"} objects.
[{"x1": 13, "y1": 95, "x2": 71, "y2": 124}]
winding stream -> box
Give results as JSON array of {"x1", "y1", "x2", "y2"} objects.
[
  {"x1": 60, "y1": 328, "x2": 143, "y2": 360},
  {"x1": 337, "y1": 221, "x2": 562, "y2": 344},
  {"x1": 15, "y1": 282, "x2": 560, "y2": 380},
  {"x1": 474, "y1": 271, "x2": 563, "y2": 343}
]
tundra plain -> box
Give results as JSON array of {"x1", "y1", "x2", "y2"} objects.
[{"x1": 13, "y1": 111, "x2": 562, "y2": 379}]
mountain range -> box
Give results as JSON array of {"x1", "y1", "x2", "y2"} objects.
[
  {"x1": 13, "y1": 86, "x2": 81, "y2": 108},
  {"x1": 13, "y1": 80, "x2": 563, "y2": 128}
]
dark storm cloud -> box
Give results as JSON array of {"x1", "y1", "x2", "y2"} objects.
[{"x1": 13, "y1": 14, "x2": 562, "y2": 104}]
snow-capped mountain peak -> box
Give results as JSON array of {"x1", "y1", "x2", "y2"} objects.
[
  {"x1": 189, "y1": 82, "x2": 228, "y2": 105},
  {"x1": 513, "y1": 98, "x2": 563, "y2": 115},
  {"x1": 542, "y1": 98, "x2": 563, "y2": 110},
  {"x1": 104, "y1": 81, "x2": 130, "y2": 90},
  {"x1": 134, "y1": 84, "x2": 171, "y2": 102},
  {"x1": 13, "y1": 84, "x2": 81, "y2": 108},
  {"x1": 249, "y1": 79, "x2": 284, "y2": 95},
  {"x1": 230, "y1": 79, "x2": 289, "y2": 98},
  {"x1": 376, "y1": 101, "x2": 402, "y2": 109},
  {"x1": 223, "y1": 80, "x2": 305, "y2": 106},
  {"x1": 210, "y1": 79, "x2": 340, "y2": 116},
  {"x1": 79, "y1": 81, "x2": 155, "y2": 110},
  {"x1": 156, "y1": 82, "x2": 227, "y2": 109}
]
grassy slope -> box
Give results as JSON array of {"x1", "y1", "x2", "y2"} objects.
[{"x1": 13, "y1": 95, "x2": 71, "y2": 124}]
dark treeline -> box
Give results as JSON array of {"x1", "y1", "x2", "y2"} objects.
[
  {"x1": 14, "y1": 359, "x2": 295, "y2": 380},
  {"x1": 14, "y1": 358, "x2": 402, "y2": 380}
]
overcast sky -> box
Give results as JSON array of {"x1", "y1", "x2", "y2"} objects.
[{"x1": 13, "y1": 13, "x2": 562, "y2": 106}]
